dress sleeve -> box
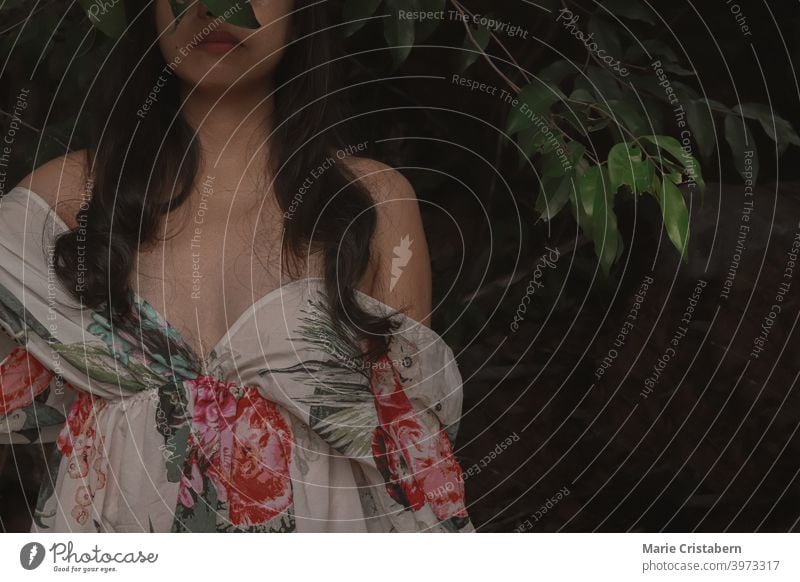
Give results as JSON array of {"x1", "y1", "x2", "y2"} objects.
[
  {"x1": 0, "y1": 328, "x2": 77, "y2": 444},
  {"x1": 0, "y1": 188, "x2": 79, "y2": 444},
  {"x1": 259, "y1": 290, "x2": 474, "y2": 532},
  {"x1": 364, "y1": 320, "x2": 473, "y2": 530}
]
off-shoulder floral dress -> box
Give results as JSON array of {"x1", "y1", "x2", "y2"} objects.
[{"x1": 0, "y1": 186, "x2": 473, "y2": 533}]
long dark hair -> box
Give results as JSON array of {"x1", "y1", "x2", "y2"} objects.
[{"x1": 52, "y1": 0, "x2": 397, "y2": 359}]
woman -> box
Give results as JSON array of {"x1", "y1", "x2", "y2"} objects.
[{"x1": 0, "y1": 0, "x2": 472, "y2": 532}]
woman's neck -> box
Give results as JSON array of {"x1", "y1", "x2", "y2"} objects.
[{"x1": 179, "y1": 82, "x2": 275, "y2": 173}]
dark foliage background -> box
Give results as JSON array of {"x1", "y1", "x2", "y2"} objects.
[{"x1": 2, "y1": 0, "x2": 800, "y2": 531}]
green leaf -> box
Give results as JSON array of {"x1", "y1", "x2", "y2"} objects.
[
  {"x1": 643, "y1": 96, "x2": 667, "y2": 135},
  {"x1": 580, "y1": 165, "x2": 621, "y2": 276},
  {"x1": 585, "y1": 65, "x2": 624, "y2": 101},
  {"x1": 200, "y1": 0, "x2": 260, "y2": 29},
  {"x1": 640, "y1": 135, "x2": 706, "y2": 193},
  {"x1": 606, "y1": 99, "x2": 649, "y2": 135},
  {"x1": 641, "y1": 39, "x2": 678, "y2": 63},
  {"x1": 698, "y1": 98, "x2": 731, "y2": 115},
  {"x1": 602, "y1": 0, "x2": 656, "y2": 25},
  {"x1": 673, "y1": 81, "x2": 699, "y2": 103},
  {"x1": 564, "y1": 100, "x2": 617, "y2": 135},
  {"x1": 578, "y1": 165, "x2": 604, "y2": 220},
  {"x1": 541, "y1": 141, "x2": 583, "y2": 179},
  {"x1": 655, "y1": 177, "x2": 690, "y2": 262},
  {"x1": 169, "y1": 0, "x2": 190, "y2": 24},
  {"x1": 588, "y1": 16, "x2": 623, "y2": 61},
  {"x1": 607, "y1": 143, "x2": 655, "y2": 194},
  {"x1": 516, "y1": 126, "x2": 548, "y2": 162},
  {"x1": 724, "y1": 115, "x2": 759, "y2": 184},
  {"x1": 589, "y1": 120, "x2": 611, "y2": 132},
  {"x1": 567, "y1": 141, "x2": 586, "y2": 167},
  {"x1": 540, "y1": 59, "x2": 577, "y2": 86},
  {"x1": 686, "y1": 100, "x2": 715, "y2": 161},
  {"x1": 507, "y1": 81, "x2": 564, "y2": 134},
  {"x1": 570, "y1": 88, "x2": 594, "y2": 103},
  {"x1": 384, "y1": 0, "x2": 416, "y2": 69},
  {"x1": 594, "y1": 192, "x2": 622, "y2": 277},
  {"x1": 416, "y1": 0, "x2": 445, "y2": 41},
  {"x1": 343, "y1": 0, "x2": 384, "y2": 37},
  {"x1": 542, "y1": 149, "x2": 566, "y2": 179},
  {"x1": 733, "y1": 103, "x2": 800, "y2": 155},
  {"x1": 569, "y1": 172, "x2": 593, "y2": 239},
  {"x1": 628, "y1": 73, "x2": 671, "y2": 103},
  {"x1": 662, "y1": 62, "x2": 696, "y2": 76},
  {"x1": 562, "y1": 95, "x2": 607, "y2": 134},
  {"x1": 536, "y1": 174, "x2": 574, "y2": 221},
  {"x1": 458, "y1": 22, "x2": 491, "y2": 71},
  {"x1": 79, "y1": 0, "x2": 127, "y2": 38}
]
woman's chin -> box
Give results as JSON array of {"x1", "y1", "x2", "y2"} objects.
[
  {"x1": 187, "y1": 72, "x2": 267, "y2": 96},
  {"x1": 180, "y1": 61, "x2": 265, "y2": 93},
  {"x1": 192, "y1": 45, "x2": 247, "y2": 67}
]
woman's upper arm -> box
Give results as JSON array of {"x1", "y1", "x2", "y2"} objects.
[
  {"x1": 1, "y1": 153, "x2": 87, "y2": 442},
  {"x1": 347, "y1": 157, "x2": 433, "y2": 327},
  {"x1": 16, "y1": 149, "x2": 90, "y2": 229}
]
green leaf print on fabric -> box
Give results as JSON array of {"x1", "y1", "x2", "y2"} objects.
[
  {"x1": 154, "y1": 381, "x2": 192, "y2": 483},
  {"x1": 50, "y1": 342, "x2": 159, "y2": 392},
  {"x1": 297, "y1": 390, "x2": 377, "y2": 458},
  {"x1": 264, "y1": 298, "x2": 473, "y2": 530},
  {"x1": 129, "y1": 293, "x2": 184, "y2": 340},
  {"x1": 16, "y1": 401, "x2": 66, "y2": 432},
  {"x1": 171, "y1": 471, "x2": 220, "y2": 532},
  {"x1": 0, "y1": 282, "x2": 55, "y2": 343},
  {"x1": 170, "y1": 446, "x2": 296, "y2": 533},
  {"x1": 264, "y1": 300, "x2": 380, "y2": 459},
  {"x1": 87, "y1": 300, "x2": 199, "y2": 381}
]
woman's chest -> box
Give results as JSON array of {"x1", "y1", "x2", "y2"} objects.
[{"x1": 129, "y1": 197, "x2": 321, "y2": 358}]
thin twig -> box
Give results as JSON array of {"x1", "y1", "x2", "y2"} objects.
[
  {"x1": 451, "y1": 0, "x2": 531, "y2": 87},
  {"x1": 0, "y1": 108, "x2": 73, "y2": 152},
  {"x1": 450, "y1": 0, "x2": 521, "y2": 93}
]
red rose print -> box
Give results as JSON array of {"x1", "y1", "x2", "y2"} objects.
[
  {"x1": 57, "y1": 389, "x2": 107, "y2": 457},
  {"x1": 182, "y1": 375, "x2": 239, "y2": 504},
  {"x1": 0, "y1": 346, "x2": 54, "y2": 416},
  {"x1": 54, "y1": 386, "x2": 109, "y2": 528},
  {"x1": 369, "y1": 354, "x2": 469, "y2": 521},
  {"x1": 178, "y1": 378, "x2": 293, "y2": 527},
  {"x1": 227, "y1": 387, "x2": 293, "y2": 526},
  {"x1": 177, "y1": 449, "x2": 204, "y2": 509}
]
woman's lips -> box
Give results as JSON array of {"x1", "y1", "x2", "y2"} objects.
[{"x1": 198, "y1": 30, "x2": 241, "y2": 54}]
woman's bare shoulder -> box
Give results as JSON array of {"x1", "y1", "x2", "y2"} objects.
[
  {"x1": 15, "y1": 149, "x2": 92, "y2": 229},
  {"x1": 341, "y1": 156, "x2": 416, "y2": 203},
  {"x1": 341, "y1": 156, "x2": 433, "y2": 326}
]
